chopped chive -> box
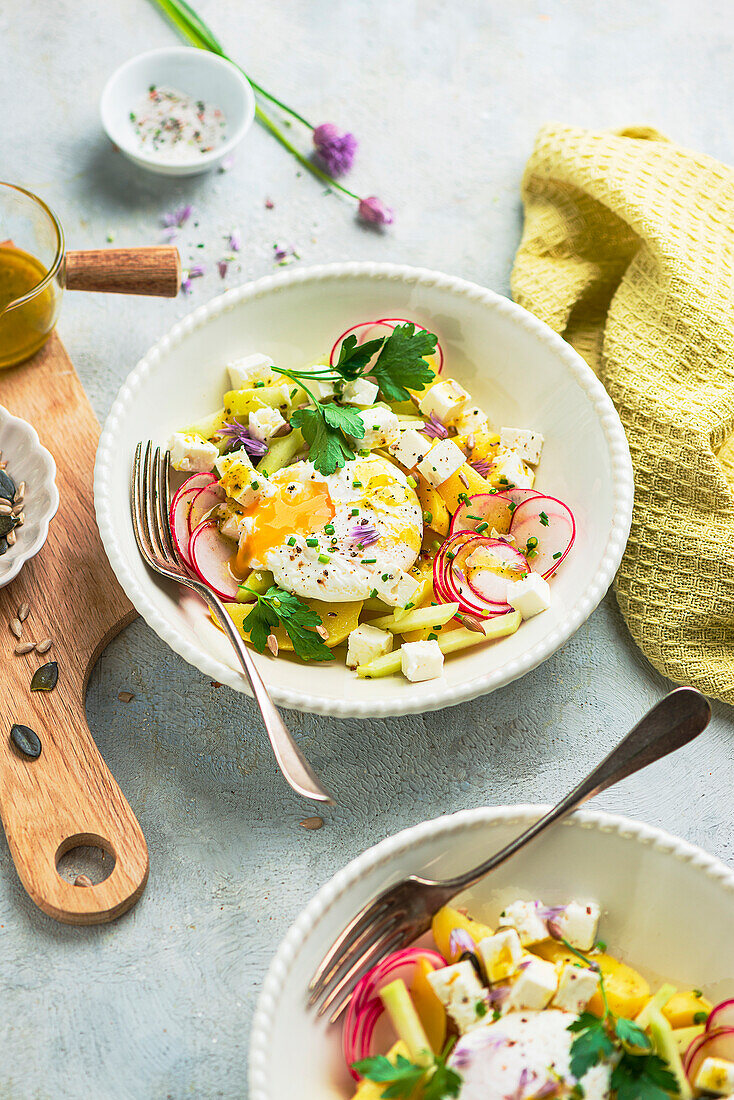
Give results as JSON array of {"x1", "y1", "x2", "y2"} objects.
[
  {"x1": 350, "y1": 507, "x2": 359, "y2": 516},
  {"x1": 423, "y1": 511, "x2": 433, "y2": 524},
  {"x1": 539, "y1": 511, "x2": 549, "y2": 526},
  {"x1": 445, "y1": 550, "x2": 455, "y2": 561},
  {"x1": 369, "y1": 588, "x2": 378, "y2": 597},
  {"x1": 250, "y1": 481, "x2": 259, "y2": 490},
  {"x1": 287, "y1": 536, "x2": 296, "y2": 546},
  {"x1": 552, "y1": 551, "x2": 562, "y2": 559},
  {"x1": 362, "y1": 558, "x2": 377, "y2": 565},
  {"x1": 254, "y1": 380, "x2": 266, "y2": 389},
  {"x1": 404, "y1": 602, "x2": 415, "y2": 610},
  {"x1": 427, "y1": 632, "x2": 438, "y2": 641},
  {"x1": 324, "y1": 523, "x2": 335, "y2": 535},
  {"x1": 352, "y1": 480, "x2": 362, "y2": 487},
  {"x1": 318, "y1": 554, "x2": 330, "y2": 564},
  {"x1": 476, "y1": 521, "x2": 489, "y2": 533},
  {"x1": 306, "y1": 538, "x2": 319, "y2": 547},
  {"x1": 381, "y1": 574, "x2": 389, "y2": 581},
  {"x1": 508, "y1": 501, "x2": 517, "y2": 513}
]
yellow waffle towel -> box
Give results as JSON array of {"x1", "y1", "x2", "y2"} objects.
[{"x1": 512, "y1": 124, "x2": 734, "y2": 704}]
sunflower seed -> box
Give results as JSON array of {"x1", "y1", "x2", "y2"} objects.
[
  {"x1": 467, "y1": 433, "x2": 476, "y2": 451},
  {"x1": 300, "y1": 816, "x2": 324, "y2": 830},
  {"x1": 9, "y1": 619, "x2": 22, "y2": 639},
  {"x1": 6, "y1": 530, "x2": 16, "y2": 546},
  {"x1": 459, "y1": 470, "x2": 470, "y2": 488},
  {"x1": 10, "y1": 723, "x2": 41, "y2": 759},
  {"x1": 0, "y1": 503, "x2": 11, "y2": 516},
  {"x1": 14, "y1": 642, "x2": 36, "y2": 655},
  {"x1": 35, "y1": 638, "x2": 53, "y2": 654},
  {"x1": 266, "y1": 633, "x2": 279, "y2": 656},
  {"x1": 74, "y1": 875, "x2": 93, "y2": 888},
  {"x1": 17, "y1": 603, "x2": 29, "y2": 622},
  {"x1": 11, "y1": 502, "x2": 23, "y2": 516},
  {"x1": 118, "y1": 691, "x2": 134, "y2": 703},
  {"x1": 316, "y1": 625, "x2": 329, "y2": 640},
  {"x1": 15, "y1": 482, "x2": 25, "y2": 499},
  {"x1": 15, "y1": 513, "x2": 24, "y2": 527}
]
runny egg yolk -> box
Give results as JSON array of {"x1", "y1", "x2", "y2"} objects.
[{"x1": 235, "y1": 479, "x2": 335, "y2": 574}]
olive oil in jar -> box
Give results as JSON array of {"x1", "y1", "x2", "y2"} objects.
[{"x1": 0, "y1": 246, "x2": 61, "y2": 368}]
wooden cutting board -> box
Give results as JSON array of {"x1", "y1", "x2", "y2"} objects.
[{"x1": 0, "y1": 331, "x2": 149, "y2": 923}]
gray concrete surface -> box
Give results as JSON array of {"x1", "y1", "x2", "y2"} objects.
[{"x1": 2, "y1": 0, "x2": 734, "y2": 1096}]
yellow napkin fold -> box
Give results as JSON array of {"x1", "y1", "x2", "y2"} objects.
[{"x1": 512, "y1": 123, "x2": 734, "y2": 704}]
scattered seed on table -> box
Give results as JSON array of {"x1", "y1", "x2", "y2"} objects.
[
  {"x1": 9, "y1": 618, "x2": 22, "y2": 639},
  {"x1": 10, "y1": 723, "x2": 41, "y2": 759},
  {"x1": 74, "y1": 875, "x2": 93, "y2": 888},
  {"x1": 14, "y1": 642, "x2": 36, "y2": 655},
  {"x1": 35, "y1": 638, "x2": 52, "y2": 654},
  {"x1": 300, "y1": 816, "x2": 324, "y2": 830},
  {"x1": 30, "y1": 662, "x2": 58, "y2": 692},
  {"x1": 17, "y1": 603, "x2": 29, "y2": 622},
  {"x1": 118, "y1": 691, "x2": 134, "y2": 703}
]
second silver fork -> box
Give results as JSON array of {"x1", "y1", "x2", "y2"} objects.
[{"x1": 131, "y1": 441, "x2": 332, "y2": 804}]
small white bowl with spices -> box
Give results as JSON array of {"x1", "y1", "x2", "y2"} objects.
[
  {"x1": 100, "y1": 46, "x2": 255, "y2": 176},
  {"x1": 0, "y1": 406, "x2": 59, "y2": 589}
]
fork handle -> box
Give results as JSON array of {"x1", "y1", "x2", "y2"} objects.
[
  {"x1": 436, "y1": 687, "x2": 710, "y2": 896},
  {"x1": 200, "y1": 590, "x2": 333, "y2": 805}
]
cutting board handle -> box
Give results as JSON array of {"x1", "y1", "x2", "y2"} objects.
[
  {"x1": 64, "y1": 247, "x2": 181, "y2": 297},
  {"x1": 3, "y1": 688, "x2": 149, "y2": 924}
]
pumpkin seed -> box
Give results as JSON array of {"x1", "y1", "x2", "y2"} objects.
[
  {"x1": 0, "y1": 471, "x2": 15, "y2": 501},
  {"x1": 300, "y1": 816, "x2": 324, "y2": 830},
  {"x1": 36, "y1": 638, "x2": 53, "y2": 655},
  {"x1": 14, "y1": 642, "x2": 36, "y2": 655},
  {"x1": 0, "y1": 515, "x2": 17, "y2": 537},
  {"x1": 9, "y1": 619, "x2": 22, "y2": 639},
  {"x1": 0, "y1": 538, "x2": 7, "y2": 556},
  {"x1": 10, "y1": 723, "x2": 41, "y2": 759},
  {"x1": 30, "y1": 662, "x2": 58, "y2": 693},
  {"x1": 17, "y1": 603, "x2": 29, "y2": 622}
]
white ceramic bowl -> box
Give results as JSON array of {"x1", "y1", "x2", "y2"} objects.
[
  {"x1": 95, "y1": 263, "x2": 634, "y2": 717},
  {"x1": 100, "y1": 47, "x2": 255, "y2": 176},
  {"x1": 249, "y1": 805, "x2": 734, "y2": 1100},
  {"x1": 0, "y1": 406, "x2": 59, "y2": 588}
]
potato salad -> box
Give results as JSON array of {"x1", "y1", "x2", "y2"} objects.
[
  {"x1": 167, "y1": 318, "x2": 575, "y2": 682},
  {"x1": 342, "y1": 897, "x2": 726, "y2": 1100}
]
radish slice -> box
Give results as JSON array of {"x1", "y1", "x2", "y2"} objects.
[
  {"x1": 188, "y1": 482, "x2": 226, "y2": 535},
  {"x1": 450, "y1": 491, "x2": 514, "y2": 536},
  {"x1": 329, "y1": 318, "x2": 443, "y2": 374},
  {"x1": 707, "y1": 1000, "x2": 734, "y2": 1032},
  {"x1": 685, "y1": 1026, "x2": 734, "y2": 1082},
  {"x1": 509, "y1": 494, "x2": 576, "y2": 578},
  {"x1": 504, "y1": 487, "x2": 542, "y2": 509},
  {"x1": 343, "y1": 948, "x2": 446, "y2": 1078},
  {"x1": 189, "y1": 520, "x2": 240, "y2": 600},
  {"x1": 169, "y1": 488, "x2": 202, "y2": 566},
  {"x1": 172, "y1": 472, "x2": 216, "y2": 502},
  {"x1": 433, "y1": 532, "x2": 522, "y2": 617}
]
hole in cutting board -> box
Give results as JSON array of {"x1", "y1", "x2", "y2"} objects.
[{"x1": 55, "y1": 835, "x2": 115, "y2": 886}]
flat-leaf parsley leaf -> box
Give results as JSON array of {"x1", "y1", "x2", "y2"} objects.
[
  {"x1": 371, "y1": 323, "x2": 438, "y2": 402},
  {"x1": 353, "y1": 1040, "x2": 461, "y2": 1100},
  {"x1": 291, "y1": 402, "x2": 365, "y2": 476},
  {"x1": 239, "y1": 586, "x2": 333, "y2": 661}
]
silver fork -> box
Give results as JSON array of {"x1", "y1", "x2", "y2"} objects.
[
  {"x1": 131, "y1": 441, "x2": 333, "y2": 805},
  {"x1": 309, "y1": 686, "x2": 711, "y2": 1020}
]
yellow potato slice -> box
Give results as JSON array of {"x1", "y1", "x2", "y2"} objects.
[
  {"x1": 437, "y1": 464, "x2": 493, "y2": 514},
  {"x1": 532, "y1": 941, "x2": 650, "y2": 1019},
  {"x1": 216, "y1": 599, "x2": 363, "y2": 651}
]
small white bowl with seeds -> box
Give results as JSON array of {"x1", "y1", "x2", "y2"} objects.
[{"x1": 0, "y1": 406, "x2": 59, "y2": 589}]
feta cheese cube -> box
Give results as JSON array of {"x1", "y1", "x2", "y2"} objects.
[
  {"x1": 417, "y1": 439, "x2": 466, "y2": 487},
  {"x1": 401, "y1": 639, "x2": 444, "y2": 682},
  {"x1": 374, "y1": 570, "x2": 420, "y2": 608},
  {"x1": 350, "y1": 407, "x2": 401, "y2": 450},
  {"x1": 419, "y1": 379, "x2": 470, "y2": 424},
  {"x1": 452, "y1": 405, "x2": 489, "y2": 435},
  {"x1": 552, "y1": 964, "x2": 600, "y2": 1014},
  {"x1": 694, "y1": 1057, "x2": 734, "y2": 1096},
  {"x1": 389, "y1": 428, "x2": 430, "y2": 469},
  {"x1": 300, "y1": 363, "x2": 336, "y2": 400},
  {"x1": 507, "y1": 957, "x2": 559, "y2": 1011},
  {"x1": 216, "y1": 447, "x2": 261, "y2": 508},
  {"x1": 489, "y1": 450, "x2": 534, "y2": 490},
  {"x1": 219, "y1": 507, "x2": 245, "y2": 541},
  {"x1": 168, "y1": 432, "x2": 219, "y2": 473},
  {"x1": 426, "y1": 961, "x2": 487, "y2": 1034},
  {"x1": 498, "y1": 900, "x2": 549, "y2": 946},
  {"x1": 550, "y1": 901, "x2": 601, "y2": 952},
  {"x1": 227, "y1": 353, "x2": 276, "y2": 390},
  {"x1": 346, "y1": 624, "x2": 394, "y2": 669},
  {"x1": 248, "y1": 406, "x2": 287, "y2": 443},
  {"x1": 477, "y1": 929, "x2": 523, "y2": 984},
  {"x1": 500, "y1": 427, "x2": 544, "y2": 465},
  {"x1": 340, "y1": 378, "x2": 379, "y2": 406},
  {"x1": 507, "y1": 573, "x2": 551, "y2": 620}
]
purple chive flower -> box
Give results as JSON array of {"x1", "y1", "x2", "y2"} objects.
[
  {"x1": 188, "y1": 263, "x2": 206, "y2": 279},
  {"x1": 217, "y1": 259, "x2": 229, "y2": 279},
  {"x1": 313, "y1": 123, "x2": 358, "y2": 177},
  {"x1": 161, "y1": 203, "x2": 192, "y2": 229},
  {"x1": 351, "y1": 522, "x2": 378, "y2": 547},
  {"x1": 471, "y1": 459, "x2": 493, "y2": 478},
  {"x1": 228, "y1": 230, "x2": 241, "y2": 252},
  {"x1": 422, "y1": 413, "x2": 449, "y2": 440},
  {"x1": 449, "y1": 928, "x2": 476, "y2": 959},
  {"x1": 510, "y1": 1067, "x2": 533, "y2": 1100},
  {"x1": 485, "y1": 984, "x2": 511, "y2": 1007},
  {"x1": 358, "y1": 196, "x2": 394, "y2": 226},
  {"x1": 216, "y1": 422, "x2": 269, "y2": 457},
  {"x1": 534, "y1": 1082, "x2": 563, "y2": 1099},
  {"x1": 180, "y1": 276, "x2": 192, "y2": 295}
]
